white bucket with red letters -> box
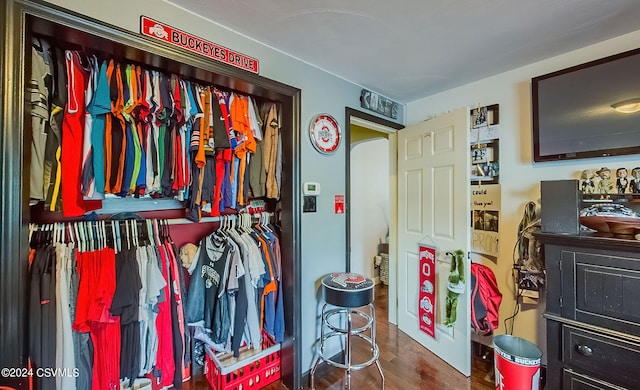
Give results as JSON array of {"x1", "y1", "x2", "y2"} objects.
[{"x1": 493, "y1": 335, "x2": 542, "y2": 390}]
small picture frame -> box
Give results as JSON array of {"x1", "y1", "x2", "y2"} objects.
[
  {"x1": 471, "y1": 104, "x2": 499, "y2": 129},
  {"x1": 471, "y1": 140, "x2": 499, "y2": 184}
]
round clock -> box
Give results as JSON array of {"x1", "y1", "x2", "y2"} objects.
[{"x1": 309, "y1": 114, "x2": 341, "y2": 154}]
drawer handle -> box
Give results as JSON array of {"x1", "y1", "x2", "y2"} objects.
[{"x1": 577, "y1": 344, "x2": 593, "y2": 357}]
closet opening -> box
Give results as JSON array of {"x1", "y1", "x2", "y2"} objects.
[{"x1": 0, "y1": 1, "x2": 301, "y2": 389}]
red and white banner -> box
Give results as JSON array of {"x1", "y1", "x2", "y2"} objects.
[
  {"x1": 418, "y1": 244, "x2": 436, "y2": 338},
  {"x1": 140, "y1": 16, "x2": 260, "y2": 74}
]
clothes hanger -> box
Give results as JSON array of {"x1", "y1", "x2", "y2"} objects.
[
  {"x1": 114, "y1": 220, "x2": 122, "y2": 253},
  {"x1": 152, "y1": 219, "x2": 160, "y2": 246},
  {"x1": 102, "y1": 220, "x2": 109, "y2": 250},
  {"x1": 161, "y1": 218, "x2": 167, "y2": 242},
  {"x1": 132, "y1": 220, "x2": 139, "y2": 248},
  {"x1": 146, "y1": 219, "x2": 155, "y2": 247},
  {"x1": 97, "y1": 221, "x2": 103, "y2": 249},
  {"x1": 87, "y1": 221, "x2": 95, "y2": 252},
  {"x1": 241, "y1": 213, "x2": 251, "y2": 233},
  {"x1": 73, "y1": 222, "x2": 82, "y2": 252},
  {"x1": 51, "y1": 223, "x2": 58, "y2": 245},
  {"x1": 164, "y1": 219, "x2": 175, "y2": 245},
  {"x1": 89, "y1": 221, "x2": 102, "y2": 250},
  {"x1": 133, "y1": 220, "x2": 139, "y2": 247},
  {"x1": 135, "y1": 220, "x2": 143, "y2": 247},
  {"x1": 124, "y1": 220, "x2": 131, "y2": 250},
  {"x1": 87, "y1": 221, "x2": 94, "y2": 252},
  {"x1": 82, "y1": 221, "x2": 91, "y2": 252},
  {"x1": 56, "y1": 222, "x2": 64, "y2": 245},
  {"x1": 77, "y1": 222, "x2": 85, "y2": 252},
  {"x1": 261, "y1": 212, "x2": 273, "y2": 233},
  {"x1": 93, "y1": 221, "x2": 99, "y2": 250},
  {"x1": 28, "y1": 223, "x2": 35, "y2": 244},
  {"x1": 103, "y1": 220, "x2": 108, "y2": 250},
  {"x1": 215, "y1": 215, "x2": 228, "y2": 238},
  {"x1": 68, "y1": 223, "x2": 76, "y2": 248}
]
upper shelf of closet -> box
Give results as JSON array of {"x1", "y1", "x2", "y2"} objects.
[{"x1": 27, "y1": 13, "x2": 295, "y2": 222}]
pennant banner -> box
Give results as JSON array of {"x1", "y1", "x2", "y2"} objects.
[{"x1": 418, "y1": 244, "x2": 436, "y2": 338}]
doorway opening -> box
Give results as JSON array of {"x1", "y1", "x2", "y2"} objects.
[
  {"x1": 345, "y1": 107, "x2": 402, "y2": 323},
  {"x1": 343, "y1": 108, "x2": 494, "y2": 390}
]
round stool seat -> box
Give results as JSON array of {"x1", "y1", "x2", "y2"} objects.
[{"x1": 322, "y1": 272, "x2": 375, "y2": 308}]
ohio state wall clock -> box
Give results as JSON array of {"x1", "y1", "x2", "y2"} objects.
[{"x1": 309, "y1": 114, "x2": 341, "y2": 155}]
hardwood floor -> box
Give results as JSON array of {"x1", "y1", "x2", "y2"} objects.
[
  {"x1": 297, "y1": 284, "x2": 495, "y2": 390},
  {"x1": 190, "y1": 284, "x2": 496, "y2": 389}
]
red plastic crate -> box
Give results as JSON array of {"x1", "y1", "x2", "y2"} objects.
[{"x1": 204, "y1": 339, "x2": 281, "y2": 390}]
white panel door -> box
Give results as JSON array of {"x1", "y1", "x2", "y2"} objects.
[{"x1": 397, "y1": 107, "x2": 471, "y2": 376}]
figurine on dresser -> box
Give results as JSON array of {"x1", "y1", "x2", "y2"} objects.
[
  {"x1": 616, "y1": 167, "x2": 629, "y2": 194},
  {"x1": 631, "y1": 167, "x2": 640, "y2": 194},
  {"x1": 596, "y1": 167, "x2": 615, "y2": 194},
  {"x1": 580, "y1": 169, "x2": 596, "y2": 194}
]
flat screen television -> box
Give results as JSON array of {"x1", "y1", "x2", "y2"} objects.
[{"x1": 532, "y1": 47, "x2": 640, "y2": 162}]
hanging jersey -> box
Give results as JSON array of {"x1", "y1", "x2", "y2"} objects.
[
  {"x1": 80, "y1": 55, "x2": 99, "y2": 198},
  {"x1": 263, "y1": 103, "x2": 279, "y2": 199},
  {"x1": 105, "y1": 62, "x2": 126, "y2": 195},
  {"x1": 61, "y1": 50, "x2": 89, "y2": 217},
  {"x1": 121, "y1": 65, "x2": 135, "y2": 196},
  {"x1": 29, "y1": 37, "x2": 52, "y2": 202},
  {"x1": 44, "y1": 46, "x2": 66, "y2": 212},
  {"x1": 87, "y1": 59, "x2": 112, "y2": 197}
]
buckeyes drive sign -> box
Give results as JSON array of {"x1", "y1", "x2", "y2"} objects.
[{"x1": 140, "y1": 16, "x2": 259, "y2": 74}]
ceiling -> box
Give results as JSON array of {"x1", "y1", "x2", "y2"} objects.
[{"x1": 167, "y1": 0, "x2": 640, "y2": 103}]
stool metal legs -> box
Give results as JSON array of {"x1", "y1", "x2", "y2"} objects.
[
  {"x1": 310, "y1": 303, "x2": 384, "y2": 389},
  {"x1": 345, "y1": 309, "x2": 352, "y2": 388}
]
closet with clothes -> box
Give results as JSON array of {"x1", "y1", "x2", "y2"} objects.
[{"x1": 0, "y1": 2, "x2": 302, "y2": 389}]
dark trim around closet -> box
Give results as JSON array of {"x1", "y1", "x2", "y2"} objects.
[
  {"x1": 0, "y1": 1, "x2": 302, "y2": 389},
  {"x1": 344, "y1": 107, "x2": 403, "y2": 272}
]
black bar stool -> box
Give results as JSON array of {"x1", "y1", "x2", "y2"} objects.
[{"x1": 310, "y1": 272, "x2": 384, "y2": 389}]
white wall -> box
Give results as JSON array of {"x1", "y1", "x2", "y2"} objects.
[
  {"x1": 44, "y1": 0, "x2": 402, "y2": 373},
  {"x1": 406, "y1": 29, "x2": 640, "y2": 352},
  {"x1": 350, "y1": 138, "x2": 390, "y2": 280}
]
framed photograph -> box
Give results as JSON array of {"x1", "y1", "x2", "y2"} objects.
[
  {"x1": 471, "y1": 104, "x2": 499, "y2": 129},
  {"x1": 471, "y1": 143, "x2": 489, "y2": 164},
  {"x1": 470, "y1": 104, "x2": 500, "y2": 141},
  {"x1": 470, "y1": 140, "x2": 499, "y2": 184}
]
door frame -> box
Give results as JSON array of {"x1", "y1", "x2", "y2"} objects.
[{"x1": 345, "y1": 107, "x2": 403, "y2": 324}]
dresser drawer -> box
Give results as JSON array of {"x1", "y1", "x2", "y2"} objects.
[
  {"x1": 562, "y1": 369, "x2": 626, "y2": 390},
  {"x1": 558, "y1": 249, "x2": 640, "y2": 336},
  {"x1": 562, "y1": 325, "x2": 640, "y2": 389}
]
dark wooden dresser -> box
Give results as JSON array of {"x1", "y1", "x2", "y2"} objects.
[{"x1": 537, "y1": 232, "x2": 640, "y2": 389}]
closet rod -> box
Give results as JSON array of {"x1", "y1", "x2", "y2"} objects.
[
  {"x1": 167, "y1": 212, "x2": 272, "y2": 225},
  {"x1": 28, "y1": 212, "x2": 273, "y2": 228}
]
